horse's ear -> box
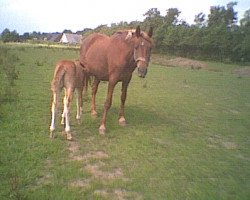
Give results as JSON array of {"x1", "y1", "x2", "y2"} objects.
[
  {"x1": 148, "y1": 27, "x2": 153, "y2": 38},
  {"x1": 136, "y1": 26, "x2": 141, "y2": 37}
]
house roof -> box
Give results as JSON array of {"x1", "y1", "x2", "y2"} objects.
[
  {"x1": 46, "y1": 33, "x2": 62, "y2": 42},
  {"x1": 60, "y1": 33, "x2": 82, "y2": 44}
]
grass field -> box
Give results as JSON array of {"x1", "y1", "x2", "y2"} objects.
[{"x1": 0, "y1": 44, "x2": 249, "y2": 199}]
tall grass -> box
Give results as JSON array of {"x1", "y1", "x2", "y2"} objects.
[{"x1": 0, "y1": 46, "x2": 19, "y2": 104}]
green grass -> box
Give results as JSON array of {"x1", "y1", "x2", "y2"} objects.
[{"x1": 0, "y1": 44, "x2": 249, "y2": 199}]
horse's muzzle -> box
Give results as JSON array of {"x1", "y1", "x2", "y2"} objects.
[
  {"x1": 136, "y1": 58, "x2": 148, "y2": 78},
  {"x1": 138, "y1": 67, "x2": 147, "y2": 78}
]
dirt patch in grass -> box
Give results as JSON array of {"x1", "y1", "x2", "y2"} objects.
[
  {"x1": 234, "y1": 67, "x2": 250, "y2": 77},
  {"x1": 152, "y1": 55, "x2": 207, "y2": 69},
  {"x1": 84, "y1": 162, "x2": 123, "y2": 180},
  {"x1": 67, "y1": 138, "x2": 141, "y2": 198},
  {"x1": 83, "y1": 151, "x2": 109, "y2": 160},
  {"x1": 69, "y1": 179, "x2": 91, "y2": 188},
  {"x1": 94, "y1": 189, "x2": 143, "y2": 200},
  {"x1": 206, "y1": 135, "x2": 238, "y2": 150}
]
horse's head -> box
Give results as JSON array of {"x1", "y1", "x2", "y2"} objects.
[{"x1": 132, "y1": 26, "x2": 153, "y2": 78}]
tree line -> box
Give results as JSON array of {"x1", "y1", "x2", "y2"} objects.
[{"x1": 1, "y1": 2, "x2": 250, "y2": 62}]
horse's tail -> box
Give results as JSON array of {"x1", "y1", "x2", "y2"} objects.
[
  {"x1": 51, "y1": 62, "x2": 66, "y2": 93},
  {"x1": 83, "y1": 74, "x2": 94, "y2": 92}
]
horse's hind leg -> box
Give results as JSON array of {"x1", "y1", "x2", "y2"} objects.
[
  {"x1": 50, "y1": 92, "x2": 59, "y2": 138},
  {"x1": 91, "y1": 78, "x2": 100, "y2": 117},
  {"x1": 76, "y1": 88, "x2": 83, "y2": 124},
  {"x1": 63, "y1": 89, "x2": 74, "y2": 140},
  {"x1": 99, "y1": 80, "x2": 117, "y2": 135}
]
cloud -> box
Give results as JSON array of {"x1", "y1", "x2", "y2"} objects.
[{"x1": 0, "y1": 0, "x2": 249, "y2": 34}]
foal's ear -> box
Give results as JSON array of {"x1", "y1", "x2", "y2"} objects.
[
  {"x1": 148, "y1": 27, "x2": 153, "y2": 38},
  {"x1": 136, "y1": 26, "x2": 141, "y2": 37}
]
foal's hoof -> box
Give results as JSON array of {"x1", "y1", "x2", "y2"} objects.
[
  {"x1": 49, "y1": 127, "x2": 55, "y2": 139},
  {"x1": 49, "y1": 132, "x2": 54, "y2": 139},
  {"x1": 99, "y1": 125, "x2": 106, "y2": 135},
  {"x1": 119, "y1": 117, "x2": 126, "y2": 126},
  {"x1": 66, "y1": 132, "x2": 73, "y2": 141}
]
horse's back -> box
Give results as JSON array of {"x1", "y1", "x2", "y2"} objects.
[
  {"x1": 51, "y1": 60, "x2": 77, "y2": 92},
  {"x1": 80, "y1": 34, "x2": 110, "y2": 80}
]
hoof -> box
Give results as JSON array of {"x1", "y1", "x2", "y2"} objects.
[
  {"x1": 50, "y1": 126, "x2": 55, "y2": 132},
  {"x1": 49, "y1": 126, "x2": 55, "y2": 139},
  {"x1": 49, "y1": 131, "x2": 54, "y2": 139},
  {"x1": 66, "y1": 132, "x2": 73, "y2": 141},
  {"x1": 99, "y1": 125, "x2": 106, "y2": 135},
  {"x1": 91, "y1": 110, "x2": 97, "y2": 118},
  {"x1": 119, "y1": 117, "x2": 126, "y2": 126}
]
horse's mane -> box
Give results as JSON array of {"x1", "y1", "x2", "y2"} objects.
[{"x1": 112, "y1": 29, "x2": 153, "y2": 43}]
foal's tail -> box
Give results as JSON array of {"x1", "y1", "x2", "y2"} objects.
[{"x1": 51, "y1": 63, "x2": 65, "y2": 93}]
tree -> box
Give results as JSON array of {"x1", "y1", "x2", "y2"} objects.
[
  {"x1": 208, "y1": 2, "x2": 237, "y2": 27},
  {"x1": 143, "y1": 8, "x2": 163, "y2": 29},
  {"x1": 225, "y1": 2, "x2": 238, "y2": 26},
  {"x1": 1, "y1": 28, "x2": 20, "y2": 42},
  {"x1": 240, "y1": 9, "x2": 250, "y2": 27},
  {"x1": 63, "y1": 29, "x2": 73, "y2": 34},
  {"x1": 165, "y1": 8, "x2": 181, "y2": 26},
  {"x1": 194, "y1": 12, "x2": 206, "y2": 27},
  {"x1": 20, "y1": 32, "x2": 31, "y2": 41}
]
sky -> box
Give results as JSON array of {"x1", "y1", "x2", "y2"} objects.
[{"x1": 0, "y1": 0, "x2": 249, "y2": 34}]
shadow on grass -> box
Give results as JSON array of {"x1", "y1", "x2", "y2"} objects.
[
  {"x1": 125, "y1": 105, "x2": 170, "y2": 127},
  {"x1": 78, "y1": 105, "x2": 173, "y2": 136}
]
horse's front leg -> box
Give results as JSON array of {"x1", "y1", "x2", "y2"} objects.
[
  {"x1": 118, "y1": 80, "x2": 130, "y2": 126},
  {"x1": 91, "y1": 78, "x2": 100, "y2": 118},
  {"x1": 99, "y1": 80, "x2": 117, "y2": 135}
]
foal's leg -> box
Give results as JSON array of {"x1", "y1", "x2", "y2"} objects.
[
  {"x1": 91, "y1": 78, "x2": 100, "y2": 117},
  {"x1": 99, "y1": 80, "x2": 117, "y2": 135},
  {"x1": 63, "y1": 89, "x2": 74, "y2": 140},
  {"x1": 76, "y1": 88, "x2": 83, "y2": 124},
  {"x1": 118, "y1": 80, "x2": 130, "y2": 126},
  {"x1": 50, "y1": 91, "x2": 59, "y2": 138},
  {"x1": 61, "y1": 89, "x2": 66, "y2": 125}
]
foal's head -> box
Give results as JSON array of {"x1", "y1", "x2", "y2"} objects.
[{"x1": 131, "y1": 26, "x2": 153, "y2": 78}]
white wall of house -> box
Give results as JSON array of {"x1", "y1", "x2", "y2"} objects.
[{"x1": 60, "y1": 34, "x2": 68, "y2": 43}]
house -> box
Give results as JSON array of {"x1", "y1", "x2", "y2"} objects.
[
  {"x1": 46, "y1": 33, "x2": 62, "y2": 42},
  {"x1": 59, "y1": 33, "x2": 82, "y2": 44}
]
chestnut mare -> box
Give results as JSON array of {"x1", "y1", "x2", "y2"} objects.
[
  {"x1": 79, "y1": 26, "x2": 153, "y2": 134},
  {"x1": 49, "y1": 60, "x2": 87, "y2": 140}
]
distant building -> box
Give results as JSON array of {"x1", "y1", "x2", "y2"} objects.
[
  {"x1": 60, "y1": 33, "x2": 82, "y2": 44},
  {"x1": 46, "y1": 33, "x2": 62, "y2": 42}
]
